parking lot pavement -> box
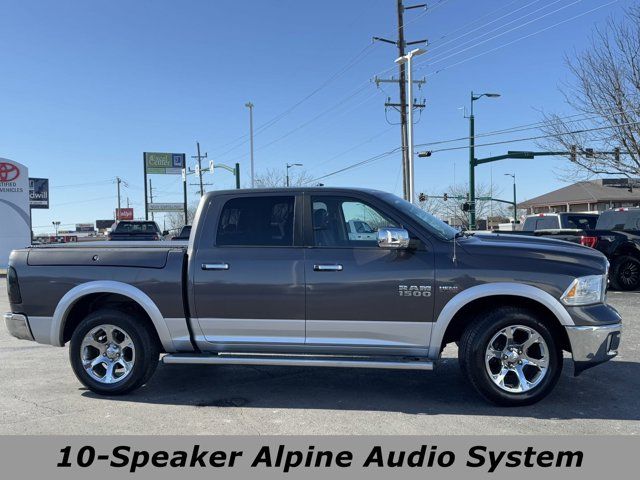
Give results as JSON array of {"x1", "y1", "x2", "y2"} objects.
[{"x1": 1, "y1": 278, "x2": 638, "y2": 435}]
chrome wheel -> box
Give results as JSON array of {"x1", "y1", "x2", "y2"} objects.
[
  {"x1": 80, "y1": 324, "x2": 135, "y2": 384},
  {"x1": 484, "y1": 324, "x2": 549, "y2": 393}
]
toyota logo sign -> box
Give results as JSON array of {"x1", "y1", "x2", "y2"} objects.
[{"x1": 0, "y1": 162, "x2": 20, "y2": 182}]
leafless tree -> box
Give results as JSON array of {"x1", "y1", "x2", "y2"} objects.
[
  {"x1": 417, "y1": 182, "x2": 508, "y2": 229},
  {"x1": 163, "y1": 204, "x2": 198, "y2": 231},
  {"x1": 540, "y1": 6, "x2": 640, "y2": 179},
  {"x1": 253, "y1": 168, "x2": 315, "y2": 188}
]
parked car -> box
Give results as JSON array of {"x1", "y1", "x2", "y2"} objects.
[
  {"x1": 521, "y1": 212, "x2": 599, "y2": 232},
  {"x1": 517, "y1": 208, "x2": 640, "y2": 291},
  {"x1": 107, "y1": 220, "x2": 166, "y2": 241},
  {"x1": 171, "y1": 225, "x2": 191, "y2": 241},
  {"x1": 5, "y1": 188, "x2": 621, "y2": 406}
]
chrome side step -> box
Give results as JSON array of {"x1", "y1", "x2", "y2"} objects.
[{"x1": 162, "y1": 353, "x2": 433, "y2": 371}]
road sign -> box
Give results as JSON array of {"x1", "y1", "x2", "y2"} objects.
[
  {"x1": 144, "y1": 152, "x2": 186, "y2": 175},
  {"x1": 116, "y1": 208, "x2": 134, "y2": 220},
  {"x1": 148, "y1": 202, "x2": 183, "y2": 212},
  {"x1": 29, "y1": 177, "x2": 49, "y2": 209}
]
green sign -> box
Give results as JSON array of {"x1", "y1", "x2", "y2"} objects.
[{"x1": 144, "y1": 152, "x2": 186, "y2": 175}]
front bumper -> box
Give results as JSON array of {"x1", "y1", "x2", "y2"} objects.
[
  {"x1": 566, "y1": 323, "x2": 621, "y2": 375},
  {"x1": 3, "y1": 312, "x2": 34, "y2": 341}
]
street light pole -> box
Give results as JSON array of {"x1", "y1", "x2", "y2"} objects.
[
  {"x1": 468, "y1": 91, "x2": 500, "y2": 229},
  {"x1": 245, "y1": 102, "x2": 255, "y2": 188},
  {"x1": 286, "y1": 163, "x2": 303, "y2": 187},
  {"x1": 505, "y1": 173, "x2": 517, "y2": 227},
  {"x1": 395, "y1": 48, "x2": 426, "y2": 203}
]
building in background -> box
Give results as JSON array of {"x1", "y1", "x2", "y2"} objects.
[
  {"x1": 518, "y1": 178, "x2": 640, "y2": 214},
  {"x1": 0, "y1": 158, "x2": 30, "y2": 268}
]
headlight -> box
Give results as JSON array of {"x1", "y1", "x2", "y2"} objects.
[{"x1": 561, "y1": 275, "x2": 606, "y2": 306}]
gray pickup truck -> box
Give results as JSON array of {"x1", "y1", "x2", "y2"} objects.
[{"x1": 4, "y1": 188, "x2": 622, "y2": 406}]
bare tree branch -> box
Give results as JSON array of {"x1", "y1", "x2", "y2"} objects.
[{"x1": 539, "y1": 6, "x2": 640, "y2": 179}]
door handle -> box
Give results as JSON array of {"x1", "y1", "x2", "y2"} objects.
[
  {"x1": 313, "y1": 264, "x2": 343, "y2": 272},
  {"x1": 202, "y1": 263, "x2": 230, "y2": 271}
]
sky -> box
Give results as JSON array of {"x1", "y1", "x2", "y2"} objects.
[{"x1": 0, "y1": 0, "x2": 633, "y2": 233}]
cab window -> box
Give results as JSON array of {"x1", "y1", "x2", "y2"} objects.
[
  {"x1": 311, "y1": 196, "x2": 398, "y2": 247},
  {"x1": 216, "y1": 196, "x2": 295, "y2": 246}
]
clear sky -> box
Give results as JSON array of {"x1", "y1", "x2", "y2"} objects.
[{"x1": 0, "y1": 0, "x2": 632, "y2": 233}]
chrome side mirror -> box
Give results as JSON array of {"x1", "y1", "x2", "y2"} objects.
[{"x1": 377, "y1": 228, "x2": 410, "y2": 249}]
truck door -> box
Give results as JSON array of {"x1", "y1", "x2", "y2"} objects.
[
  {"x1": 191, "y1": 193, "x2": 305, "y2": 349},
  {"x1": 303, "y1": 193, "x2": 435, "y2": 354}
]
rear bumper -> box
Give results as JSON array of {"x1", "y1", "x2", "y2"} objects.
[
  {"x1": 4, "y1": 312, "x2": 34, "y2": 341},
  {"x1": 566, "y1": 323, "x2": 621, "y2": 375}
]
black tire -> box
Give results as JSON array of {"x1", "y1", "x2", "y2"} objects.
[
  {"x1": 610, "y1": 255, "x2": 640, "y2": 291},
  {"x1": 69, "y1": 309, "x2": 159, "y2": 395},
  {"x1": 458, "y1": 306, "x2": 563, "y2": 406}
]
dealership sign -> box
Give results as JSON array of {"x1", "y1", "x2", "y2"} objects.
[
  {"x1": 148, "y1": 202, "x2": 183, "y2": 212},
  {"x1": 29, "y1": 177, "x2": 49, "y2": 209},
  {"x1": 0, "y1": 158, "x2": 31, "y2": 267},
  {"x1": 144, "y1": 152, "x2": 186, "y2": 175},
  {"x1": 116, "y1": 208, "x2": 134, "y2": 220}
]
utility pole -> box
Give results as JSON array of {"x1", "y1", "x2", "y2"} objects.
[
  {"x1": 148, "y1": 178, "x2": 154, "y2": 221},
  {"x1": 373, "y1": 1, "x2": 427, "y2": 201},
  {"x1": 191, "y1": 141, "x2": 208, "y2": 197},
  {"x1": 116, "y1": 176, "x2": 122, "y2": 217},
  {"x1": 245, "y1": 102, "x2": 255, "y2": 187}
]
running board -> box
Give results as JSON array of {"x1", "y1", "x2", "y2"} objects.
[{"x1": 162, "y1": 353, "x2": 433, "y2": 371}]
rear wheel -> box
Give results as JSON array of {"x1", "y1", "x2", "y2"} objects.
[
  {"x1": 610, "y1": 255, "x2": 640, "y2": 291},
  {"x1": 459, "y1": 307, "x2": 563, "y2": 406},
  {"x1": 69, "y1": 309, "x2": 159, "y2": 395}
]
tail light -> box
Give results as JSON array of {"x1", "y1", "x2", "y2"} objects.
[
  {"x1": 580, "y1": 236, "x2": 598, "y2": 248},
  {"x1": 7, "y1": 266, "x2": 22, "y2": 304}
]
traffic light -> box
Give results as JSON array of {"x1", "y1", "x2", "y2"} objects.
[
  {"x1": 461, "y1": 202, "x2": 470, "y2": 212},
  {"x1": 614, "y1": 147, "x2": 620, "y2": 162},
  {"x1": 418, "y1": 192, "x2": 427, "y2": 202},
  {"x1": 570, "y1": 145, "x2": 577, "y2": 162},
  {"x1": 443, "y1": 193, "x2": 448, "y2": 201},
  {"x1": 585, "y1": 148, "x2": 595, "y2": 158}
]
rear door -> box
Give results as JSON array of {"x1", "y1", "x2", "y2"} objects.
[
  {"x1": 303, "y1": 193, "x2": 435, "y2": 354},
  {"x1": 191, "y1": 193, "x2": 305, "y2": 348}
]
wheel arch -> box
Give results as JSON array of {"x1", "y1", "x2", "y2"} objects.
[
  {"x1": 52, "y1": 281, "x2": 175, "y2": 352},
  {"x1": 429, "y1": 283, "x2": 573, "y2": 359}
]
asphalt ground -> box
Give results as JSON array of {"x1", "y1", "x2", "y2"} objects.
[{"x1": 1, "y1": 277, "x2": 638, "y2": 435}]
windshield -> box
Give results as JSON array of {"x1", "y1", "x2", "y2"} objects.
[{"x1": 379, "y1": 192, "x2": 458, "y2": 241}]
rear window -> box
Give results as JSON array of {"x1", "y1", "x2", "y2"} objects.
[
  {"x1": 564, "y1": 215, "x2": 598, "y2": 230},
  {"x1": 596, "y1": 210, "x2": 640, "y2": 231},
  {"x1": 216, "y1": 196, "x2": 295, "y2": 246},
  {"x1": 114, "y1": 222, "x2": 159, "y2": 233},
  {"x1": 523, "y1": 216, "x2": 559, "y2": 231}
]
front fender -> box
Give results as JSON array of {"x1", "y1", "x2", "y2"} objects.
[{"x1": 428, "y1": 282, "x2": 573, "y2": 360}]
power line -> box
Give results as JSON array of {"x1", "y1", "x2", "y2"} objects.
[
  {"x1": 415, "y1": 107, "x2": 640, "y2": 149},
  {"x1": 306, "y1": 147, "x2": 402, "y2": 184},
  {"x1": 416, "y1": 0, "x2": 584, "y2": 70},
  {"x1": 426, "y1": 0, "x2": 548, "y2": 54},
  {"x1": 210, "y1": 42, "x2": 378, "y2": 158},
  {"x1": 419, "y1": 1, "x2": 618, "y2": 77},
  {"x1": 423, "y1": 120, "x2": 640, "y2": 153},
  {"x1": 308, "y1": 120, "x2": 639, "y2": 185}
]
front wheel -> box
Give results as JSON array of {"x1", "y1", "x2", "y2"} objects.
[
  {"x1": 458, "y1": 307, "x2": 563, "y2": 406},
  {"x1": 69, "y1": 309, "x2": 159, "y2": 395}
]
